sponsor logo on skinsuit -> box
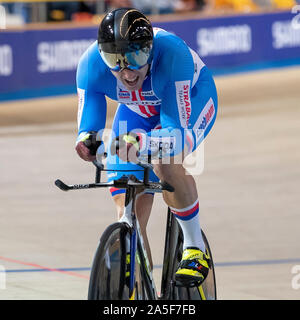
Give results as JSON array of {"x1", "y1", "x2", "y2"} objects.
[
  {"x1": 118, "y1": 88, "x2": 130, "y2": 99},
  {"x1": 175, "y1": 80, "x2": 192, "y2": 129},
  {"x1": 193, "y1": 98, "x2": 215, "y2": 143},
  {"x1": 141, "y1": 90, "x2": 155, "y2": 97},
  {"x1": 149, "y1": 136, "x2": 176, "y2": 153}
]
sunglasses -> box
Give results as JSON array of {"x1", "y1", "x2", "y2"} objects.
[{"x1": 99, "y1": 45, "x2": 152, "y2": 72}]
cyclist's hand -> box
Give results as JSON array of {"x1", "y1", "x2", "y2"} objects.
[
  {"x1": 75, "y1": 131, "x2": 101, "y2": 162},
  {"x1": 76, "y1": 141, "x2": 96, "y2": 162},
  {"x1": 111, "y1": 133, "x2": 143, "y2": 163}
]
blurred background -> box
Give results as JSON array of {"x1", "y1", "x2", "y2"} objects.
[
  {"x1": 0, "y1": 0, "x2": 300, "y2": 300},
  {"x1": 0, "y1": 0, "x2": 299, "y2": 25}
]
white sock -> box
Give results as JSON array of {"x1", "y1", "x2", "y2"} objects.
[{"x1": 170, "y1": 199, "x2": 205, "y2": 252}]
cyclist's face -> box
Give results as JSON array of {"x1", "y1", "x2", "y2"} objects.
[{"x1": 111, "y1": 65, "x2": 149, "y2": 91}]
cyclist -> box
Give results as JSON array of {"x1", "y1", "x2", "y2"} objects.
[{"x1": 75, "y1": 8, "x2": 218, "y2": 286}]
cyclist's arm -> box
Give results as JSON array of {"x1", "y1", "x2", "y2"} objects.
[{"x1": 76, "y1": 44, "x2": 107, "y2": 145}]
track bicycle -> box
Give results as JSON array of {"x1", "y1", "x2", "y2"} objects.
[{"x1": 55, "y1": 140, "x2": 217, "y2": 300}]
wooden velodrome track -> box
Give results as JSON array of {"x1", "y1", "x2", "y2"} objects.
[{"x1": 0, "y1": 66, "x2": 299, "y2": 300}]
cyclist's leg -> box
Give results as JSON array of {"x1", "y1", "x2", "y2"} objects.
[
  {"x1": 154, "y1": 162, "x2": 204, "y2": 250},
  {"x1": 112, "y1": 191, "x2": 154, "y2": 269},
  {"x1": 154, "y1": 67, "x2": 218, "y2": 285}
]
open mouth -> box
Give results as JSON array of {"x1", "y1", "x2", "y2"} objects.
[{"x1": 124, "y1": 76, "x2": 139, "y2": 87}]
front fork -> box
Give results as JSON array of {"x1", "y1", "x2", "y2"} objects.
[{"x1": 120, "y1": 196, "x2": 158, "y2": 300}]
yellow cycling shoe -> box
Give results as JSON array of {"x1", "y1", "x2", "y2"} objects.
[{"x1": 175, "y1": 247, "x2": 211, "y2": 286}]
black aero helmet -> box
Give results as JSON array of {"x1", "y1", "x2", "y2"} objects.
[{"x1": 98, "y1": 8, "x2": 153, "y2": 71}]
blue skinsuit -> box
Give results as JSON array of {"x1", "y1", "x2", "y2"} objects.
[{"x1": 76, "y1": 28, "x2": 218, "y2": 184}]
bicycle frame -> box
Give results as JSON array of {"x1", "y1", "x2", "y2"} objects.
[
  {"x1": 119, "y1": 181, "x2": 188, "y2": 300},
  {"x1": 118, "y1": 185, "x2": 158, "y2": 300}
]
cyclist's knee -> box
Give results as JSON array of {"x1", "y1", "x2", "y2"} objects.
[
  {"x1": 112, "y1": 191, "x2": 154, "y2": 221},
  {"x1": 136, "y1": 193, "x2": 154, "y2": 227},
  {"x1": 111, "y1": 193, "x2": 125, "y2": 220},
  {"x1": 153, "y1": 163, "x2": 185, "y2": 183}
]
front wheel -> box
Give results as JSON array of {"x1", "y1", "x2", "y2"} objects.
[
  {"x1": 88, "y1": 222, "x2": 129, "y2": 300},
  {"x1": 87, "y1": 222, "x2": 155, "y2": 300}
]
